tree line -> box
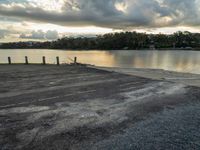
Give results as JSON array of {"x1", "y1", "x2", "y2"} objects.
[{"x1": 1, "y1": 31, "x2": 200, "y2": 50}]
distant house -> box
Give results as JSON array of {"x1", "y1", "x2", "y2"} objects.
[
  {"x1": 149, "y1": 39, "x2": 155, "y2": 50},
  {"x1": 27, "y1": 42, "x2": 33, "y2": 47},
  {"x1": 185, "y1": 47, "x2": 192, "y2": 50},
  {"x1": 123, "y1": 47, "x2": 129, "y2": 50},
  {"x1": 149, "y1": 44, "x2": 155, "y2": 50}
]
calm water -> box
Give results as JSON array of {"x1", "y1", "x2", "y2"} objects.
[{"x1": 0, "y1": 49, "x2": 200, "y2": 74}]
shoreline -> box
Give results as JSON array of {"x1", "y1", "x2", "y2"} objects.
[
  {"x1": 0, "y1": 63, "x2": 200, "y2": 87},
  {"x1": 90, "y1": 66, "x2": 200, "y2": 87}
]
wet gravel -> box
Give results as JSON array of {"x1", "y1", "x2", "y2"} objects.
[{"x1": 0, "y1": 65, "x2": 200, "y2": 150}]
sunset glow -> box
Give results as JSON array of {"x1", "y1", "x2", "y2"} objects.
[{"x1": 0, "y1": 0, "x2": 200, "y2": 42}]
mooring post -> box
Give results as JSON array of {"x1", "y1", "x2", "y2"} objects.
[
  {"x1": 56, "y1": 56, "x2": 60, "y2": 65},
  {"x1": 25, "y1": 56, "x2": 28, "y2": 65},
  {"x1": 42, "y1": 56, "x2": 46, "y2": 65},
  {"x1": 74, "y1": 57, "x2": 77, "y2": 64},
  {"x1": 8, "y1": 57, "x2": 11, "y2": 65}
]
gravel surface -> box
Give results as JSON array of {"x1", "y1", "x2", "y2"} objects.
[{"x1": 0, "y1": 65, "x2": 200, "y2": 150}]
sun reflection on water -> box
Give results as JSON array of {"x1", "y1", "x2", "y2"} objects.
[{"x1": 0, "y1": 49, "x2": 200, "y2": 74}]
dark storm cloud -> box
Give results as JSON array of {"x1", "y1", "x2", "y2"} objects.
[{"x1": 0, "y1": 0, "x2": 199, "y2": 29}]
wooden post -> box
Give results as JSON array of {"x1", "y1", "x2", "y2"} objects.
[
  {"x1": 8, "y1": 57, "x2": 11, "y2": 65},
  {"x1": 25, "y1": 56, "x2": 28, "y2": 65},
  {"x1": 42, "y1": 56, "x2": 46, "y2": 65},
  {"x1": 74, "y1": 57, "x2": 77, "y2": 64},
  {"x1": 56, "y1": 56, "x2": 60, "y2": 65}
]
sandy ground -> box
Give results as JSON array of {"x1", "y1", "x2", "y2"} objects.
[
  {"x1": 91, "y1": 66, "x2": 200, "y2": 87},
  {"x1": 0, "y1": 65, "x2": 200, "y2": 150}
]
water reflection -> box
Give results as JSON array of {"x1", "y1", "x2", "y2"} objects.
[
  {"x1": 106, "y1": 50, "x2": 200, "y2": 74},
  {"x1": 0, "y1": 49, "x2": 200, "y2": 74}
]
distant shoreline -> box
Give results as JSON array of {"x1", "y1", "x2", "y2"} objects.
[
  {"x1": 0, "y1": 48, "x2": 200, "y2": 51},
  {"x1": 1, "y1": 31, "x2": 200, "y2": 51}
]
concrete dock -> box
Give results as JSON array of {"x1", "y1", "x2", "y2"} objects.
[{"x1": 0, "y1": 65, "x2": 200, "y2": 150}]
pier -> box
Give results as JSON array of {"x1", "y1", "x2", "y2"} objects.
[{"x1": 4, "y1": 56, "x2": 78, "y2": 65}]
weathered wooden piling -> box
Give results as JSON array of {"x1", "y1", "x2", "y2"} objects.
[
  {"x1": 25, "y1": 56, "x2": 28, "y2": 65},
  {"x1": 74, "y1": 57, "x2": 77, "y2": 64},
  {"x1": 8, "y1": 57, "x2": 11, "y2": 64},
  {"x1": 56, "y1": 56, "x2": 60, "y2": 65},
  {"x1": 42, "y1": 56, "x2": 46, "y2": 65}
]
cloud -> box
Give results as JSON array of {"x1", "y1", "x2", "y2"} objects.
[
  {"x1": 0, "y1": 0, "x2": 199, "y2": 30},
  {"x1": 0, "y1": 29, "x2": 8, "y2": 39},
  {"x1": 45, "y1": 30, "x2": 59, "y2": 40},
  {"x1": 20, "y1": 30, "x2": 59, "y2": 40}
]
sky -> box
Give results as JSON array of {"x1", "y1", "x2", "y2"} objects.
[{"x1": 0, "y1": 0, "x2": 200, "y2": 42}]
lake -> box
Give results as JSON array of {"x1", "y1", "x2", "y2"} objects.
[{"x1": 0, "y1": 49, "x2": 200, "y2": 74}]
